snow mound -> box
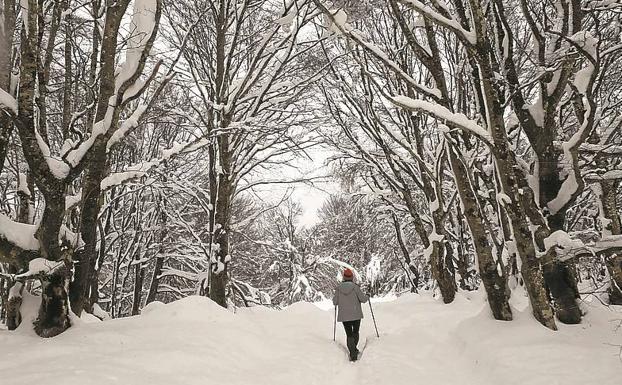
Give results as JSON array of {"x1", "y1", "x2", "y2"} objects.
[
  {"x1": 283, "y1": 300, "x2": 323, "y2": 314},
  {"x1": 140, "y1": 295, "x2": 233, "y2": 322},
  {"x1": 0, "y1": 292, "x2": 620, "y2": 385}
]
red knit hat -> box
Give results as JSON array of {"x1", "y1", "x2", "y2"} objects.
[{"x1": 343, "y1": 268, "x2": 353, "y2": 280}]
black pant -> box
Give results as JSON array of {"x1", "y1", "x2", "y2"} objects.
[{"x1": 342, "y1": 320, "x2": 361, "y2": 359}]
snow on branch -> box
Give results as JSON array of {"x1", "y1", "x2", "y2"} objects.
[
  {"x1": 15, "y1": 258, "x2": 65, "y2": 279},
  {"x1": 311, "y1": 1, "x2": 442, "y2": 100},
  {"x1": 0, "y1": 215, "x2": 84, "y2": 264},
  {"x1": 36, "y1": 130, "x2": 71, "y2": 179},
  {"x1": 398, "y1": 0, "x2": 477, "y2": 45},
  {"x1": 100, "y1": 137, "x2": 210, "y2": 190},
  {"x1": 543, "y1": 230, "x2": 586, "y2": 260},
  {"x1": 115, "y1": 0, "x2": 159, "y2": 99},
  {"x1": 107, "y1": 104, "x2": 149, "y2": 150},
  {"x1": 542, "y1": 231, "x2": 622, "y2": 261},
  {"x1": 547, "y1": 103, "x2": 595, "y2": 214},
  {"x1": 585, "y1": 170, "x2": 622, "y2": 181},
  {"x1": 0, "y1": 88, "x2": 18, "y2": 114},
  {"x1": 64, "y1": 0, "x2": 161, "y2": 169},
  {"x1": 389, "y1": 95, "x2": 494, "y2": 146},
  {"x1": 0, "y1": 214, "x2": 39, "y2": 252},
  {"x1": 159, "y1": 268, "x2": 198, "y2": 282}
]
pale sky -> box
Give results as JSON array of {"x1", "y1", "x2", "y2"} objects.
[{"x1": 249, "y1": 146, "x2": 337, "y2": 228}]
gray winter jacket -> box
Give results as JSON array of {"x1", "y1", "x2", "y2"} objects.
[{"x1": 333, "y1": 281, "x2": 369, "y2": 322}]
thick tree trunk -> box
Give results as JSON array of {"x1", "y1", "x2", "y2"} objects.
[
  {"x1": 477, "y1": 62, "x2": 556, "y2": 329},
  {"x1": 71, "y1": 151, "x2": 106, "y2": 316},
  {"x1": 209, "y1": 148, "x2": 233, "y2": 307},
  {"x1": 428, "y1": 240, "x2": 456, "y2": 304},
  {"x1": 33, "y1": 188, "x2": 72, "y2": 337},
  {"x1": 70, "y1": 1, "x2": 130, "y2": 316},
  {"x1": 538, "y1": 153, "x2": 581, "y2": 324},
  {"x1": 448, "y1": 148, "x2": 512, "y2": 320},
  {"x1": 34, "y1": 267, "x2": 71, "y2": 338},
  {"x1": 207, "y1": 0, "x2": 232, "y2": 308},
  {"x1": 69, "y1": 247, "x2": 99, "y2": 315},
  {"x1": 492, "y1": 148, "x2": 556, "y2": 329},
  {"x1": 606, "y1": 254, "x2": 622, "y2": 305}
]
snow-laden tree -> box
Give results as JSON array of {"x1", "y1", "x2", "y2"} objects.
[
  {"x1": 0, "y1": 0, "x2": 169, "y2": 336},
  {"x1": 312, "y1": 193, "x2": 422, "y2": 294},
  {"x1": 164, "y1": 0, "x2": 325, "y2": 306},
  {"x1": 312, "y1": 0, "x2": 622, "y2": 328}
]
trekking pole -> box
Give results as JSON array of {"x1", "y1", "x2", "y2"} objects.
[
  {"x1": 333, "y1": 306, "x2": 337, "y2": 341},
  {"x1": 368, "y1": 301, "x2": 379, "y2": 338}
]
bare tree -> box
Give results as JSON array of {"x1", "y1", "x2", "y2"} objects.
[
  {"x1": 165, "y1": 0, "x2": 324, "y2": 306},
  {"x1": 0, "y1": 0, "x2": 163, "y2": 336}
]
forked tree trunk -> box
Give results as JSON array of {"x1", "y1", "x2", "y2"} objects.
[
  {"x1": 14, "y1": 0, "x2": 71, "y2": 337},
  {"x1": 387, "y1": 2, "x2": 510, "y2": 316},
  {"x1": 475, "y1": 54, "x2": 556, "y2": 330},
  {"x1": 70, "y1": 1, "x2": 129, "y2": 317},
  {"x1": 448, "y1": 147, "x2": 512, "y2": 320},
  {"x1": 462, "y1": 1, "x2": 557, "y2": 329}
]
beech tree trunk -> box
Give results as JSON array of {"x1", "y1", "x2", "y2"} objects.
[
  {"x1": 448, "y1": 148, "x2": 512, "y2": 320},
  {"x1": 386, "y1": 2, "x2": 509, "y2": 315},
  {"x1": 209, "y1": 143, "x2": 233, "y2": 308},
  {"x1": 537, "y1": 152, "x2": 582, "y2": 324},
  {"x1": 0, "y1": 0, "x2": 15, "y2": 176},
  {"x1": 471, "y1": 41, "x2": 556, "y2": 329}
]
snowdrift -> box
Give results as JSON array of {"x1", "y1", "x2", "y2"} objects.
[{"x1": 0, "y1": 291, "x2": 620, "y2": 385}]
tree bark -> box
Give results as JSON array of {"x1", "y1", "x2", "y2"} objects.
[
  {"x1": 0, "y1": 0, "x2": 16, "y2": 175},
  {"x1": 387, "y1": 3, "x2": 507, "y2": 313},
  {"x1": 146, "y1": 256, "x2": 164, "y2": 305},
  {"x1": 463, "y1": 0, "x2": 557, "y2": 330},
  {"x1": 14, "y1": 0, "x2": 71, "y2": 337},
  {"x1": 448, "y1": 147, "x2": 512, "y2": 320},
  {"x1": 131, "y1": 259, "x2": 145, "y2": 316},
  {"x1": 209, "y1": 143, "x2": 233, "y2": 307},
  {"x1": 601, "y1": 180, "x2": 622, "y2": 304}
]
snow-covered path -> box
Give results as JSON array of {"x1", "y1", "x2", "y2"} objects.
[{"x1": 1, "y1": 292, "x2": 620, "y2": 385}]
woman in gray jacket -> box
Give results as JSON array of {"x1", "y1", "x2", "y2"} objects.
[{"x1": 333, "y1": 268, "x2": 369, "y2": 361}]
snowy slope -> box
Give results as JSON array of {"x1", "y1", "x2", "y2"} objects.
[{"x1": 0, "y1": 291, "x2": 620, "y2": 385}]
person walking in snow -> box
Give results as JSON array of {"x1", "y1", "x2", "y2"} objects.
[{"x1": 333, "y1": 268, "x2": 369, "y2": 361}]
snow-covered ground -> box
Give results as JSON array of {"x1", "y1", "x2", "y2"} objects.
[{"x1": 1, "y1": 290, "x2": 620, "y2": 385}]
